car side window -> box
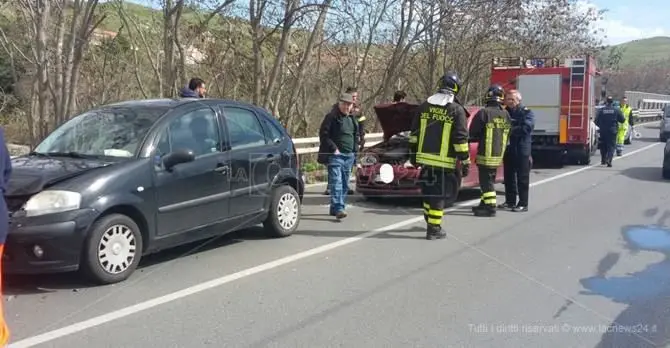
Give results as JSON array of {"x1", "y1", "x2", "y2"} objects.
[
  {"x1": 224, "y1": 107, "x2": 267, "y2": 150},
  {"x1": 156, "y1": 107, "x2": 222, "y2": 158},
  {"x1": 262, "y1": 117, "x2": 284, "y2": 143}
]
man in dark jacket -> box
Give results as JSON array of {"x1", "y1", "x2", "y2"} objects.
[
  {"x1": 0, "y1": 127, "x2": 11, "y2": 345},
  {"x1": 499, "y1": 89, "x2": 534, "y2": 212},
  {"x1": 596, "y1": 96, "x2": 625, "y2": 167},
  {"x1": 179, "y1": 78, "x2": 206, "y2": 98},
  {"x1": 317, "y1": 93, "x2": 358, "y2": 219},
  {"x1": 323, "y1": 87, "x2": 359, "y2": 196}
]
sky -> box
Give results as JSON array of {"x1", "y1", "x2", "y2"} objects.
[
  {"x1": 120, "y1": 0, "x2": 669, "y2": 46},
  {"x1": 582, "y1": 0, "x2": 670, "y2": 45}
]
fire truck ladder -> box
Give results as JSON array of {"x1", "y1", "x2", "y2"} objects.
[{"x1": 567, "y1": 58, "x2": 587, "y2": 130}]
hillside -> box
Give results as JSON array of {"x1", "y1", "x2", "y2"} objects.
[{"x1": 603, "y1": 36, "x2": 670, "y2": 67}]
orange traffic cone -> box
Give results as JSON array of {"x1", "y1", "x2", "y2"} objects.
[{"x1": 0, "y1": 245, "x2": 9, "y2": 346}]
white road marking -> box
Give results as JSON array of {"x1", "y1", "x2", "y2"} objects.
[{"x1": 8, "y1": 142, "x2": 661, "y2": 348}]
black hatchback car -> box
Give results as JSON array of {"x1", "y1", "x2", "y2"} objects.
[{"x1": 4, "y1": 98, "x2": 304, "y2": 284}]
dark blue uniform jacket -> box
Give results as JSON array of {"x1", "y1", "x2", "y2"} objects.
[
  {"x1": 178, "y1": 87, "x2": 200, "y2": 98},
  {"x1": 595, "y1": 105, "x2": 625, "y2": 139},
  {"x1": 0, "y1": 128, "x2": 12, "y2": 244},
  {"x1": 507, "y1": 104, "x2": 535, "y2": 157}
]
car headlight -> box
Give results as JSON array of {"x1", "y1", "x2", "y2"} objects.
[
  {"x1": 23, "y1": 190, "x2": 82, "y2": 217},
  {"x1": 360, "y1": 154, "x2": 378, "y2": 166}
]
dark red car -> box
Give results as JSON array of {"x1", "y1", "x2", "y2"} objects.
[{"x1": 355, "y1": 102, "x2": 504, "y2": 204}]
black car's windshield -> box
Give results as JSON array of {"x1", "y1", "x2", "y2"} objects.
[{"x1": 34, "y1": 107, "x2": 166, "y2": 158}]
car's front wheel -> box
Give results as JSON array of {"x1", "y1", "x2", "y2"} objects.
[
  {"x1": 264, "y1": 185, "x2": 301, "y2": 237},
  {"x1": 81, "y1": 214, "x2": 143, "y2": 285}
]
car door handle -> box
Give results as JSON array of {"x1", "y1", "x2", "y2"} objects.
[{"x1": 214, "y1": 165, "x2": 229, "y2": 174}]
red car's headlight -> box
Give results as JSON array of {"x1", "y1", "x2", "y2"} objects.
[{"x1": 360, "y1": 154, "x2": 378, "y2": 166}]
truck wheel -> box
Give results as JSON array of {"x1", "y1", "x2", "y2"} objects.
[
  {"x1": 579, "y1": 150, "x2": 592, "y2": 165},
  {"x1": 81, "y1": 214, "x2": 143, "y2": 285}
]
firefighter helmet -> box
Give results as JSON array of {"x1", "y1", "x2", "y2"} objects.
[
  {"x1": 485, "y1": 84, "x2": 505, "y2": 103},
  {"x1": 437, "y1": 72, "x2": 461, "y2": 95}
]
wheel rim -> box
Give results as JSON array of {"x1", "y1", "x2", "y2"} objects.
[
  {"x1": 276, "y1": 192, "x2": 299, "y2": 230},
  {"x1": 97, "y1": 224, "x2": 137, "y2": 274}
]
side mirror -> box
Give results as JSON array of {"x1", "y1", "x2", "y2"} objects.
[{"x1": 162, "y1": 149, "x2": 195, "y2": 171}]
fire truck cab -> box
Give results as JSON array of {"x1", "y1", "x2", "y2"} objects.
[{"x1": 490, "y1": 56, "x2": 599, "y2": 165}]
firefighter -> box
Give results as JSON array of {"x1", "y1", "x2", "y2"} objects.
[
  {"x1": 616, "y1": 96, "x2": 634, "y2": 156},
  {"x1": 595, "y1": 96, "x2": 625, "y2": 167},
  {"x1": 408, "y1": 72, "x2": 470, "y2": 240},
  {"x1": 469, "y1": 85, "x2": 512, "y2": 217}
]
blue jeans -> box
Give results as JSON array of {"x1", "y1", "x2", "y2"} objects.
[{"x1": 328, "y1": 153, "x2": 355, "y2": 214}]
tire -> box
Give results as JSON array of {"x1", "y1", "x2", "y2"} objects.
[
  {"x1": 81, "y1": 214, "x2": 143, "y2": 285},
  {"x1": 263, "y1": 185, "x2": 301, "y2": 238},
  {"x1": 661, "y1": 136, "x2": 668, "y2": 143},
  {"x1": 663, "y1": 169, "x2": 670, "y2": 180},
  {"x1": 580, "y1": 150, "x2": 591, "y2": 165}
]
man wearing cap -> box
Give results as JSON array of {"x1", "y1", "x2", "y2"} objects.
[
  {"x1": 595, "y1": 96, "x2": 625, "y2": 167},
  {"x1": 317, "y1": 93, "x2": 359, "y2": 219}
]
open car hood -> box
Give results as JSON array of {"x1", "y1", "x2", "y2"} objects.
[
  {"x1": 373, "y1": 102, "x2": 419, "y2": 141},
  {"x1": 374, "y1": 102, "x2": 479, "y2": 141}
]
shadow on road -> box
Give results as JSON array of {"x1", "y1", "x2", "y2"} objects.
[
  {"x1": 4, "y1": 227, "x2": 268, "y2": 295},
  {"x1": 576, "y1": 208, "x2": 670, "y2": 347},
  {"x1": 619, "y1": 167, "x2": 666, "y2": 183}
]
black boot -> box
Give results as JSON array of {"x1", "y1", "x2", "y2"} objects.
[
  {"x1": 472, "y1": 204, "x2": 496, "y2": 217},
  {"x1": 426, "y1": 224, "x2": 446, "y2": 240},
  {"x1": 497, "y1": 202, "x2": 515, "y2": 210}
]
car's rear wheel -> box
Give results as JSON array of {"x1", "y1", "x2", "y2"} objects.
[
  {"x1": 81, "y1": 214, "x2": 143, "y2": 285},
  {"x1": 264, "y1": 185, "x2": 301, "y2": 237}
]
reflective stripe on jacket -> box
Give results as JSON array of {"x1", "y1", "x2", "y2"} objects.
[
  {"x1": 469, "y1": 104, "x2": 512, "y2": 168},
  {"x1": 408, "y1": 101, "x2": 469, "y2": 169},
  {"x1": 619, "y1": 105, "x2": 632, "y2": 129}
]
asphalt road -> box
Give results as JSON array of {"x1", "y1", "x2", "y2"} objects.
[{"x1": 5, "y1": 124, "x2": 670, "y2": 348}]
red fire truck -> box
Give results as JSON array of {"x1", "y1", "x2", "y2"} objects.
[{"x1": 489, "y1": 56, "x2": 599, "y2": 165}]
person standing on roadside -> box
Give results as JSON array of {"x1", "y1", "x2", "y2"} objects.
[
  {"x1": 179, "y1": 78, "x2": 206, "y2": 98},
  {"x1": 498, "y1": 89, "x2": 534, "y2": 213},
  {"x1": 469, "y1": 85, "x2": 511, "y2": 217},
  {"x1": 0, "y1": 127, "x2": 12, "y2": 346},
  {"x1": 409, "y1": 72, "x2": 470, "y2": 240},
  {"x1": 595, "y1": 96, "x2": 625, "y2": 167},
  {"x1": 346, "y1": 87, "x2": 366, "y2": 152},
  {"x1": 392, "y1": 90, "x2": 407, "y2": 104},
  {"x1": 323, "y1": 87, "x2": 360, "y2": 196},
  {"x1": 616, "y1": 96, "x2": 634, "y2": 156},
  {"x1": 317, "y1": 93, "x2": 359, "y2": 220}
]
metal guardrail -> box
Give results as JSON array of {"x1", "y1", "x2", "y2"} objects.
[
  {"x1": 632, "y1": 109, "x2": 663, "y2": 123},
  {"x1": 293, "y1": 133, "x2": 385, "y2": 154}
]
